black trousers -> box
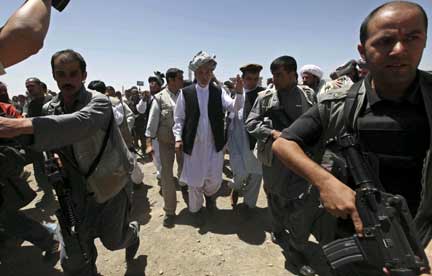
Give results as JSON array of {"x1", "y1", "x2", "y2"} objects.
[
  {"x1": 60, "y1": 186, "x2": 138, "y2": 276},
  {"x1": 271, "y1": 189, "x2": 337, "y2": 276}
]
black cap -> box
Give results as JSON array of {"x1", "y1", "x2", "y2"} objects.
[
  {"x1": 240, "y1": 64, "x2": 263, "y2": 74},
  {"x1": 148, "y1": 71, "x2": 165, "y2": 86}
]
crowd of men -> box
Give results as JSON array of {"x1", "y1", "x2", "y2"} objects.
[{"x1": 1, "y1": 1, "x2": 432, "y2": 276}]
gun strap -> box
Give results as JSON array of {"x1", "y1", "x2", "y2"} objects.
[
  {"x1": 85, "y1": 113, "x2": 114, "y2": 179},
  {"x1": 342, "y1": 81, "x2": 363, "y2": 134}
]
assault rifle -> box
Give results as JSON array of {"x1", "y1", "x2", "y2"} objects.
[
  {"x1": 45, "y1": 152, "x2": 89, "y2": 263},
  {"x1": 322, "y1": 133, "x2": 430, "y2": 276}
]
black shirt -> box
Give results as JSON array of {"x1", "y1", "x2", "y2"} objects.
[
  {"x1": 26, "y1": 95, "x2": 52, "y2": 117},
  {"x1": 281, "y1": 75, "x2": 430, "y2": 214},
  {"x1": 278, "y1": 88, "x2": 302, "y2": 123}
]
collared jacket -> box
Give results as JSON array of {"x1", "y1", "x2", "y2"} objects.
[
  {"x1": 245, "y1": 84, "x2": 316, "y2": 166},
  {"x1": 31, "y1": 87, "x2": 134, "y2": 203},
  {"x1": 315, "y1": 70, "x2": 432, "y2": 247},
  {"x1": 152, "y1": 87, "x2": 177, "y2": 144}
]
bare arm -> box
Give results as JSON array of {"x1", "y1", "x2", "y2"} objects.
[
  {"x1": 272, "y1": 138, "x2": 364, "y2": 234},
  {"x1": 0, "y1": 0, "x2": 52, "y2": 68}
]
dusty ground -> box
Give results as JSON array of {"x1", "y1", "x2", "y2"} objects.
[{"x1": 0, "y1": 159, "x2": 294, "y2": 276}]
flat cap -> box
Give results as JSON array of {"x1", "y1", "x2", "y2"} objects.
[{"x1": 239, "y1": 64, "x2": 263, "y2": 73}]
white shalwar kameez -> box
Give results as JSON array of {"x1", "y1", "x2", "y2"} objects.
[
  {"x1": 226, "y1": 88, "x2": 262, "y2": 208},
  {"x1": 173, "y1": 83, "x2": 243, "y2": 212}
]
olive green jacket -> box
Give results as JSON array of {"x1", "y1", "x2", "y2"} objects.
[
  {"x1": 32, "y1": 87, "x2": 134, "y2": 203},
  {"x1": 246, "y1": 84, "x2": 316, "y2": 166}
]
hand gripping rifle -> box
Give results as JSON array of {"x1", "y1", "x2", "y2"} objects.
[
  {"x1": 322, "y1": 133, "x2": 430, "y2": 276},
  {"x1": 45, "y1": 151, "x2": 89, "y2": 263}
]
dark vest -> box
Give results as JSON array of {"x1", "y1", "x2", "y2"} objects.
[
  {"x1": 243, "y1": 86, "x2": 265, "y2": 150},
  {"x1": 27, "y1": 95, "x2": 52, "y2": 117},
  {"x1": 357, "y1": 98, "x2": 429, "y2": 214},
  {"x1": 182, "y1": 83, "x2": 225, "y2": 155}
]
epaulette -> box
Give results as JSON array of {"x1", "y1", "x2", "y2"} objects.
[
  {"x1": 42, "y1": 94, "x2": 60, "y2": 114},
  {"x1": 298, "y1": 84, "x2": 314, "y2": 94},
  {"x1": 317, "y1": 86, "x2": 351, "y2": 103},
  {"x1": 298, "y1": 85, "x2": 317, "y2": 105},
  {"x1": 259, "y1": 85, "x2": 276, "y2": 98},
  {"x1": 319, "y1": 76, "x2": 352, "y2": 93}
]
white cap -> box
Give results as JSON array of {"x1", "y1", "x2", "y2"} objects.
[{"x1": 300, "y1": 64, "x2": 323, "y2": 80}]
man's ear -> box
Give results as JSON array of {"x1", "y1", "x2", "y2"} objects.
[
  {"x1": 83, "y1": 71, "x2": 87, "y2": 82},
  {"x1": 358, "y1": 43, "x2": 366, "y2": 61}
]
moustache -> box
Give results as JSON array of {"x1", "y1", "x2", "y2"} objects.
[{"x1": 62, "y1": 84, "x2": 75, "y2": 90}]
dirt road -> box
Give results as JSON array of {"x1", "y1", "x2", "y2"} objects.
[{"x1": 0, "y1": 160, "x2": 292, "y2": 276}]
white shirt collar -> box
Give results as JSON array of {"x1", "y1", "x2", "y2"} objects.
[{"x1": 196, "y1": 83, "x2": 209, "y2": 91}]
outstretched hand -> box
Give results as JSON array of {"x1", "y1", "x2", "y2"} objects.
[
  {"x1": 234, "y1": 75, "x2": 243, "y2": 94},
  {"x1": 0, "y1": 117, "x2": 32, "y2": 138}
]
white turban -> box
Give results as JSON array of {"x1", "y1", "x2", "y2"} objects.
[
  {"x1": 300, "y1": 64, "x2": 323, "y2": 80},
  {"x1": 189, "y1": 51, "x2": 217, "y2": 72}
]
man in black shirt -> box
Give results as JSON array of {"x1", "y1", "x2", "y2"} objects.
[
  {"x1": 273, "y1": 2, "x2": 432, "y2": 275},
  {"x1": 24, "y1": 78, "x2": 52, "y2": 117}
]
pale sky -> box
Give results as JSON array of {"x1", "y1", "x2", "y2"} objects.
[{"x1": 1, "y1": 0, "x2": 431, "y2": 96}]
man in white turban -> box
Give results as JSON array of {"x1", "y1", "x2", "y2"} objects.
[
  {"x1": 300, "y1": 64, "x2": 325, "y2": 94},
  {"x1": 173, "y1": 51, "x2": 244, "y2": 226}
]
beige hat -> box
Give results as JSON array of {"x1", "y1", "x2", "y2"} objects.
[{"x1": 189, "y1": 51, "x2": 217, "y2": 72}]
